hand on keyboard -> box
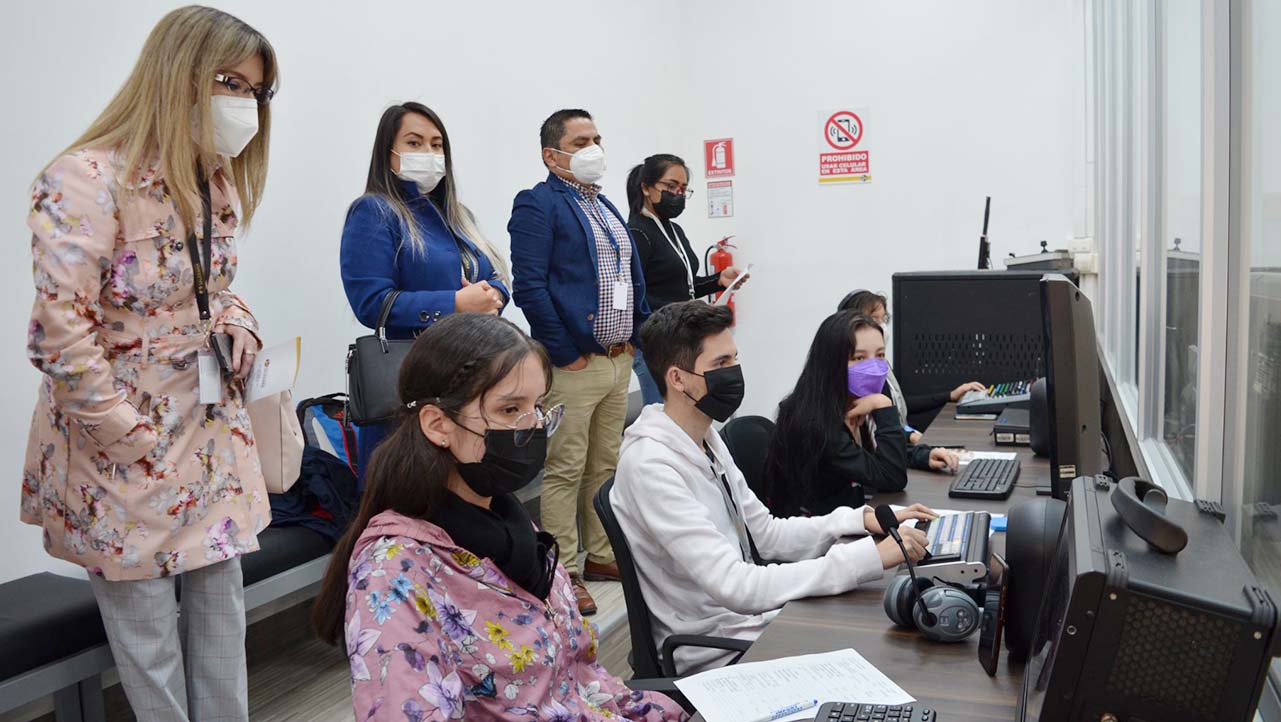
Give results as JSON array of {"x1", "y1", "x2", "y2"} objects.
[
  {"x1": 950, "y1": 381, "x2": 988, "y2": 402},
  {"x1": 928, "y1": 448, "x2": 960, "y2": 474},
  {"x1": 877, "y1": 527, "x2": 927, "y2": 569}
]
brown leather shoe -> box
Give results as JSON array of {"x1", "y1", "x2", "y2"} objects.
[
  {"x1": 570, "y1": 575, "x2": 597, "y2": 616},
  {"x1": 582, "y1": 559, "x2": 621, "y2": 582}
]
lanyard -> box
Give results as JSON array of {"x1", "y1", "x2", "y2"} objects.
[
  {"x1": 188, "y1": 177, "x2": 214, "y2": 325},
  {"x1": 454, "y1": 234, "x2": 479, "y2": 283},
  {"x1": 642, "y1": 209, "x2": 695, "y2": 299},
  {"x1": 583, "y1": 196, "x2": 623, "y2": 274},
  {"x1": 705, "y1": 447, "x2": 754, "y2": 563}
]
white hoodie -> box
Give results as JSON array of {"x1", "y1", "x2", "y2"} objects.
[{"x1": 611, "y1": 405, "x2": 885, "y2": 675}]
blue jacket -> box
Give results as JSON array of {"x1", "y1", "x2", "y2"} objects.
[
  {"x1": 508, "y1": 173, "x2": 649, "y2": 367},
  {"x1": 340, "y1": 180, "x2": 509, "y2": 340}
]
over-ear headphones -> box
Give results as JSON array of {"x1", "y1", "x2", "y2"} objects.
[{"x1": 882, "y1": 574, "x2": 983, "y2": 643}]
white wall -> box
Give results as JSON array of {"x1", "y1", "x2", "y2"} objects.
[
  {"x1": 0, "y1": 1, "x2": 1086, "y2": 583},
  {"x1": 668, "y1": 1, "x2": 1086, "y2": 417}
]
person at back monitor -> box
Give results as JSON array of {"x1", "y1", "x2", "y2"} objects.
[{"x1": 610, "y1": 301, "x2": 934, "y2": 674}]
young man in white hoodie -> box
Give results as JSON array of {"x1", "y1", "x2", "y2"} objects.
[{"x1": 611, "y1": 300, "x2": 935, "y2": 674}]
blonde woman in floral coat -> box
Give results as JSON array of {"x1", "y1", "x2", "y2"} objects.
[
  {"x1": 312, "y1": 314, "x2": 686, "y2": 721},
  {"x1": 21, "y1": 7, "x2": 278, "y2": 721}
]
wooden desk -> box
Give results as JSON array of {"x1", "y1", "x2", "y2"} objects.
[{"x1": 691, "y1": 406, "x2": 1049, "y2": 722}]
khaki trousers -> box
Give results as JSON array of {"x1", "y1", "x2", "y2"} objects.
[{"x1": 541, "y1": 352, "x2": 631, "y2": 575}]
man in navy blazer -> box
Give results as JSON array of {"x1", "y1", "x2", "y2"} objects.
[{"x1": 509, "y1": 109, "x2": 648, "y2": 615}]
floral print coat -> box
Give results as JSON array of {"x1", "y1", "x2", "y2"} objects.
[
  {"x1": 21, "y1": 149, "x2": 269, "y2": 581},
  {"x1": 345, "y1": 510, "x2": 688, "y2": 722}
]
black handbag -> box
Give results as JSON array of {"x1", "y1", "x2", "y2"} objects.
[{"x1": 345, "y1": 291, "x2": 413, "y2": 425}]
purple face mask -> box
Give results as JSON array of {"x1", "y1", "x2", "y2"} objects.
[{"x1": 847, "y1": 358, "x2": 890, "y2": 397}]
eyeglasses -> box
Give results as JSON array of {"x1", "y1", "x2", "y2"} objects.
[
  {"x1": 453, "y1": 403, "x2": 565, "y2": 447},
  {"x1": 214, "y1": 73, "x2": 275, "y2": 105},
  {"x1": 507, "y1": 403, "x2": 565, "y2": 447},
  {"x1": 407, "y1": 401, "x2": 566, "y2": 447},
  {"x1": 655, "y1": 180, "x2": 694, "y2": 199}
]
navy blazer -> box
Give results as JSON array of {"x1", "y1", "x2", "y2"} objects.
[
  {"x1": 508, "y1": 173, "x2": 649, "y2": 367},
  {"x1": 340, "y1": 180, "x2": 509, "y2": 340}
]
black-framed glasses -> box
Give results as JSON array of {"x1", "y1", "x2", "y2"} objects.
[
  {"x1": 656, "y1": 180, "x2": 694, "y2": 199},
  {"x1": 214, "y1": 73, "x2": 275, "y2": 105}
]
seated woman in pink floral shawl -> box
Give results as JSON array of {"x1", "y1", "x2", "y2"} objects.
[{"x1": 312, "y1": 313, "x2": 686, "y2": 722}]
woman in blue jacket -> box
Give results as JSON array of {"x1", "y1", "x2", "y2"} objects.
[{"x1": 341, "y1": 102, "x2": 508, "y2": 484}]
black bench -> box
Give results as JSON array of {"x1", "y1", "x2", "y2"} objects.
[{"x1": 0, "y1": 525, "x2": 333, "y2": 722}]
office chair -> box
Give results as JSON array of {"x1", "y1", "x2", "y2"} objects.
[
  {"x1": 592, "y1": 479, "x2": 750, "y2": 706},
  {"x1": 624, "y1": 389, "x2": 644, "y2": 430},
  {"x1": 719, "y1": 416, "x2": 775, "y2": 504}
]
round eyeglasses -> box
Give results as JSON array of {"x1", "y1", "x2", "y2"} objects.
[{"x1": 508, "y1": 404, "x2": 565, "y2": 447}]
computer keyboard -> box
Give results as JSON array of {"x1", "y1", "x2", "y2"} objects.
[
  {"x1": 947, "y1": 458, "x2": 1020, "y2": 500},
  {"x1": 817, "y1": 701, "x2": 937, "y2": 721},
  {"x1": 916, "y1": 512, "x2": 974, "y2": 563},
  {"x1": 955, "y1": 379, "x2": 1035, "y2": 415},
  {"x1": 913, "y1": 511, "x2": 991, "y2": 583}
]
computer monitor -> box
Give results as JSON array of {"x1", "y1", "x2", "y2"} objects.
[
  {"x1": 1039, "y1": 274, "x2": 1102, "y2": 500},
  {"x1": 891, "y1": 270, "x2": 1079, "y2": 397}
]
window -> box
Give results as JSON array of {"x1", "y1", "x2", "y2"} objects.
[
  {"x1": 1096, "y1": 0, "x2": 1143, "y2": 394},
  {"x1": 1159, "y1": 0, "x2": 1203, "y2": 478},
  {"x1": 1237, "y1": 0, "x2": 1281, "y2": 691}
]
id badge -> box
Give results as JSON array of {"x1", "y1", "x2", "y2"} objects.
[
  {"x1": 612, "y1": 280, "x2": 629, "y2": 311},
  {"x1": 198, "y1": 350, "x2": 223, "y2": 405}
]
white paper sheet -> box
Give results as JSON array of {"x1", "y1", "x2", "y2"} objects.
[
  {"x1": 674, "y1": 648, "x2": 914, "y2": 722},
  {"x1": 245, "y1": 337, "x2": 301, "y2": 402},
  {"x1": 714, "y1": 263, "x2": 754, "y2": 306}
]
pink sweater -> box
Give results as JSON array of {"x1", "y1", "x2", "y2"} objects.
[{"x1": 344, "y1": 510, "x2": 687, "y2": 721}]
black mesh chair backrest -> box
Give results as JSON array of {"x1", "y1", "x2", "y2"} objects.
[
  {"x1": 592, "y1": 478, "x2": 664, "y2": 679},
  {"x1": 719, "y1": 416, "x2": 776, "y2": 504}
]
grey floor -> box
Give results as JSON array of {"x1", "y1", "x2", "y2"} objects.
[{"x1": 31, "y1": 578, "x2": 630, "y2": 722}]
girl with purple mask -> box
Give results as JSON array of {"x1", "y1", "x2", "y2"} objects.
[
  {"x1": 837, "y1": 290, "x2": 985, "y2": 440},
  {"x1": 765, "y1": 312, "x2": 959, "y2": 518}
]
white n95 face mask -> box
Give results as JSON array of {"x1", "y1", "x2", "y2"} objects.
[
  {"x1": 553, "y1": 144, "x2": 607, "y2": 185},
  {"x1": 394, "y1": 151, "x2": 448, "y2": 194},
  {"x1": 210, "y1": 95, "x2": 260, "y2": 158}
]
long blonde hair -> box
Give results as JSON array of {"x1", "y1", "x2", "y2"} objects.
[
  {"x1": 359, "y1": 102, "x2": 510, "y2": 282},
  {"x1": 58, "y1": 5, "x2": 277, "y2": 230}
]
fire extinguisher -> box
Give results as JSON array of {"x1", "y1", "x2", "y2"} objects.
[{"x1": 704, "y1": 236, "x2": 738, "y2": 322}]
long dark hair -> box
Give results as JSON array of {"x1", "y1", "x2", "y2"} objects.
[
  {"x1": 312, "y1": 313, "x2": 551, "y2": 645},
  {"x1": 626, "y1": 153, "x2": 687, "y2": 216},
  {"x1": 359, "y1": 102, "x2": 507, "y2": 278},
  {"x1": 765, "y1": 311, "x2": 884, "y2": 516}
]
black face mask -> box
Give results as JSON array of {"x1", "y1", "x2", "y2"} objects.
[
  {"x1": 453, "y1": 427, "x2": 547, "y2": 498},
  {"x1": 655, "y1": 190, "x2": 686, "y2": 220},
  {"x1": 681, "y1": 365, "x2": 746, "y2": 422}
]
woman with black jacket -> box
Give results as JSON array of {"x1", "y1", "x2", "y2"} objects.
[
  {"x1": 765, "y1": 311, "x2": 960, "y2": 518},
  {"x1": 626, "y1": 154, "x2": 742, "y2": 404}
]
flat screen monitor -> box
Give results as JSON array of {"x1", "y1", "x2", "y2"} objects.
[{"x1": 1038, "y1": 274, "x2": 1102, "y2": 500}]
